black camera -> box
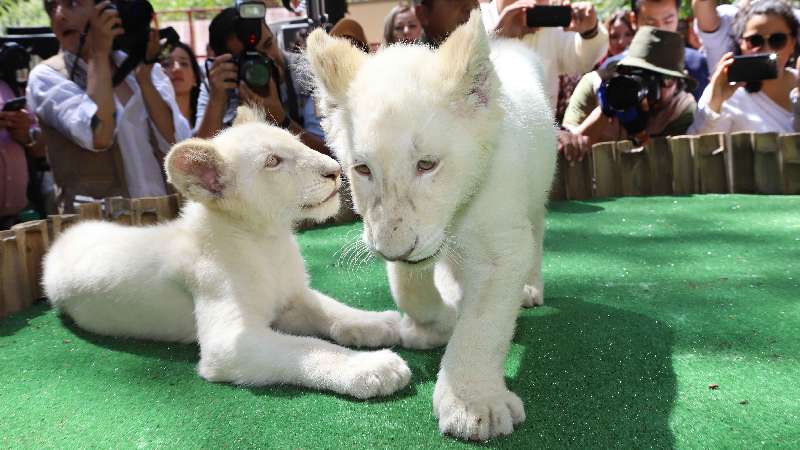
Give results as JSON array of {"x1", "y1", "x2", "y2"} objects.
[
  {"x1": 96, "y1": 0, "x2": 154, "y2": 53},
  {"x1": 234, "y1": 0, "x2": 273, "y2": 90},
  {"x1": 601, "y1": 68, "x2": 663, "y2": 113},
  {"x1": 0, "y1": 42, "x2": 31, "y2": 89}
]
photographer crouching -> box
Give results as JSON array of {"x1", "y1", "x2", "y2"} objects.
[
  {"x1": 564, "y1": 27, "x2": 697, "y2": 146},
  {"x1": 26, "y1": 0, "x2": 191, "y2": 212},
  {"x1": 1, "y1": 43, "x2": 47, "y2": 229},
  {"x1": 196, "y1": 4, "x2": 328, "y2": 155}
]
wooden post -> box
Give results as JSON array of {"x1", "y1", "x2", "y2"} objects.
[
  {"x1": 155, "y1": 194, "x2": 181, "y2": 221},
  {"x1": 669, "y1": 135, "x2": 696, "y2": 195},
  {"x1": 618, "y1": 141, "x2": 650, "y2": 196},
  {"x1": 105, "y1": 196, "x2": 132, "y2": 225},
  {"x1": 549, "y1": 156, "x2": 567, "y2": 201},
  {"x1": 131, "y1": 197, "x2": 160, "y2": 226},
  {"x1": 49, "y1": 214, "x2": 80, "y2": 240},
  {"x1": 11, "y1": 220, "x2": 50, "y2": 303},
  {"x1": 592, "y1": 141, "x2": 620, "y2": 198},
  {"x1": 778, "y1": 133, "x2": 800, "y2": 195},
  {"x1": 564, "y1": 153, "x2": 593, "y2": 200},
  {"x1": 1, "y1": 230, "x2": 26, "y2": 317},
  {"x1": 78, "y1": 202, "x2": 103, "y2": 221},
  {"x1": 729, "y1": 131, "x2": 756, "y2": 193},
  {"x1": 752, "y1": 132, "x2": 783, "y2": 194},
  {"x1": 694, "y1": 133, "x2": 728, "y2": 194},
  {"x1": 647, "y1": 137, "x2": 672, "y2": 196}
]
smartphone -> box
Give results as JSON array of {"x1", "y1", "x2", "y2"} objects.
[
  {"x1": 526, "y1": 5, "x2": 572, "y2": 28},
  {"x1": 727, "y1": 53, "x2": 778, "y2": 83},
  {"x1": 1, "y1": 96, "x2": 26, "y2": 112}
]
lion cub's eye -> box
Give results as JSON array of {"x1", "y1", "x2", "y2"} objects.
[
  {"x1": 264, "y1": 155, "x2": 281, "y2": 168},
  {"x1": 417, "y1": 160, "x2": 438, "y2": 173},
  {"x1": 353, "y1": 164, "x2": 372, "y2": 176}
]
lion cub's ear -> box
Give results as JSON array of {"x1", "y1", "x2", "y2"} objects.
[
  {"x1": 233, "y1": 105, "x2": 265, "y2": 126},
  {"x1": 165, "y1": 138, "x2": 227, "y2": 202},
  {"x1": 435, "y1": 10, "x2": 497, "y2": 111},
  {"x1": 305, "y1": 29, "x2": 367, "y2": 104}
]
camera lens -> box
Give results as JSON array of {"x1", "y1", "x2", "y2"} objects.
[{"x1": 239, "y1": 53, "x2": 272, "y2": 89}]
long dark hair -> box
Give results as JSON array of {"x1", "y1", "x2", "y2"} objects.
[{"x1": 169, "y1": 41, "x2": 203, "y2": 128}]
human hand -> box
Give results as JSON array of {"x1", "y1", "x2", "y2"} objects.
[
  {"x1": 239, "y1": 77, "x2": 286, "y2": 126},
  {"x1": 207, "y1": 54, "x2": 238, "y2": 101},
  {"x1": 563, "y1": 1, "x2": 598, "y2": 35},
  {"x1": 89, "y1": 1, "x2": 123, "y2": 57},
  {"x1": 0, "y1": 110, "x2": 35, "y2": 144},
  {"x1": 135, "y1": 29, "x2": 162, "y2": 81},
  {"x1": 494, "y1": 0, "x2": 539, "y2": 39},
  {"x1": 557, "y1": 129, "x2": 591, "y2": 163},
  {"x1": 707, "y1": 52, "x2": 743, "y2": 113}
]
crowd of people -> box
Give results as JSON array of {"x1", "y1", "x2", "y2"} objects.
[{"x1": 2, "y1": 0, "x2": 800, "y2": 228}]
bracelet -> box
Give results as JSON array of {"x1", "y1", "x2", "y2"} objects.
[
  {"x1": 24, "y1": 126, "x2": 41, "y2": 149},
  {"x1": 580, "y1": 23, "x2": 600, "y2": 40}
]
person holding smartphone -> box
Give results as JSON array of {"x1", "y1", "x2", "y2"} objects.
[
  {"x1": 690, "y1": 0, "x2": 798, "y2": 134},
  {"x1": 1, "y1": 81, "x2": 46, "y2": 229}
]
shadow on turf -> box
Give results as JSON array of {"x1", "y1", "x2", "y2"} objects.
[
  {"x1": 495, "y1": 297, "x2": 677, "y2": 448},
  {"x1": 548, "y1": 201, "x2": 608, "y2": 214}
]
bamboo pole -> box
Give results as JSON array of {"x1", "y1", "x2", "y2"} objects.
[
  {"x1": 729, "y1": 131, "x2": 756, "y2": 193},
  {"x1": 669, "y1": 135, "x2": 695, "y2": 195},
  {"x1": 648, "y1": 137, "x2": 673, "y2": 196},
  {"x1": 104, "y1": 196, "x2": 132, "y2": 225},
  {"x1": 564, "y1": 153, "x2": 593, "y2": 200},
  {"x1": 0, "y1": 230, "x2": 26, "y2": 318},
  {"x1": 694, "y1": 133, "x2": 728, "y2": 194},
  {"x1": 549, "y1": 157, "x2": 567, "y2": 201},
  {"x1": 618, "y1": 141, "x2": 649, "y2": 196},
  {"x1": 10, "y1": 220, "x2": 50, "y2": 303},
  {"x1": 131, "y1": 198, "x2": 160, "y2": 226},
  {"x1": 592, "y1": 141, "x2": 620, "y2": 198},
  {"x1": 49, "y1": 214, "x2": 80, "y2": 240},
  {"x1": 778, "y1": 133, "x2": 800, "y2": 195},
  {"x1": 78, "y1": 202, "x2": 103, "y2": 221},
  {"x1": 752, "y1": 132, "x2": 783, "y2": 194}
]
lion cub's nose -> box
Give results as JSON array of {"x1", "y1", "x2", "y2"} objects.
[{"x1": 323, "y1": 167, "x2": 341, "y2": 180}]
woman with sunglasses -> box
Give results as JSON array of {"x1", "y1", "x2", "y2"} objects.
[{"x1": 690, "y1": 0, "x2": 798, "y2": 134}]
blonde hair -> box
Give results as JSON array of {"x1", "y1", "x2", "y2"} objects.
[{"x1": 383, "y1": 4, "x2": 414, "y2": 45}]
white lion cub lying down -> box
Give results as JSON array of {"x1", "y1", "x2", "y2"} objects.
[
  {"x1": 307, "y1": 11, "x2": 556, "y2": 441},
  {"x1": 43, "y1": 109, "x2": 410, "y2": 399}
]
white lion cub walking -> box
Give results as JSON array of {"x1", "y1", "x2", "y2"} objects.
[
  {"x1": 43, "y1": 109, "x2": 410, "y2": 399},
  {"x1": 307, "y1": 11, "x2": 557, "y2": 440}
]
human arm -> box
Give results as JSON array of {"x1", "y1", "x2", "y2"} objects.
[
  {"x1": 556, "y1": 1, "x2": 608, "y2": 76},
  {"x1": 0, "y1": 109, "x2": 46, "y2": 158},
  {"x1": 135, "y1": 29, "x2": 189, "y2": 149},
  {"x1": 692, "y1": 0, "x2": 721, "y2": 33},
  {"x1": 195, "y1": 54, "x2": 238, "y2": 139},
  {"x1": 86, "y1": 1, "x2": 124, "y2": 149}
]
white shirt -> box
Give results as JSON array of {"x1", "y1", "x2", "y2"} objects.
[
  {"x1": 26, "y1": 52, "x2": 192, "y2": 198},
  {"x1": 690, "y1": 84, "x2": 794, "y2": 134},
  {"x1": 480, "y1": 0, "x2": 608, "y2": 109}
]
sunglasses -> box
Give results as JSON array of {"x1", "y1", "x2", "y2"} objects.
[{"x1": 742, "y1": 32, "x2": 790, "y2": 50}]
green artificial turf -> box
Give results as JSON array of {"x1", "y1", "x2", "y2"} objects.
[{"x1": 1, "y1": 195, "x2": 799, "y2": 449}]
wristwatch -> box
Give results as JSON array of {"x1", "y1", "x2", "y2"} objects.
[{"x1": 24, "y1": 125, "x2": 41, "y2": 149}]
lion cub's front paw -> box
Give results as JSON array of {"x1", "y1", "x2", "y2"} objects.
[
  {"x1": 433, "y1": 378, "x2": 526, "y2": 441},
  {"x1": 340, "y1": 349, "x2": 411, "y2": 399},
  {"x1": 330, "y1": 310, "x2": 401, "y2": 348},
  {"x1": 398, "y1": 315, "x2": 452, "y2": 349},
  {"x1": 522, "y1": 283, "x2": 544, "y2": 308}
]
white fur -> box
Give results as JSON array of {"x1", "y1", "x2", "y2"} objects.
[
  {"x1": 43, "y1": 111, "x2": 411, "y2": 399},
  {"x1": 307, "y1": 12, "x2": 556, "y2": 440}
]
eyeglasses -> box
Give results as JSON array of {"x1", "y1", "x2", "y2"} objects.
[{"x1": 742, "y1": 32, "x2": 790, "y2": 50}]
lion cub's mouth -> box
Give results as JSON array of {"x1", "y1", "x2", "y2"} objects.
[
  {"x1": 401, "y1": 244, "x2": 444, "y2": 265},
  {"x1": 300, "y1": 188, "x2": 339, "y2": 209}
]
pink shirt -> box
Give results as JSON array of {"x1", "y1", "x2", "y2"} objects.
[{"x1": 0, "y1": 81, "x2": 29, "y2": 217}]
